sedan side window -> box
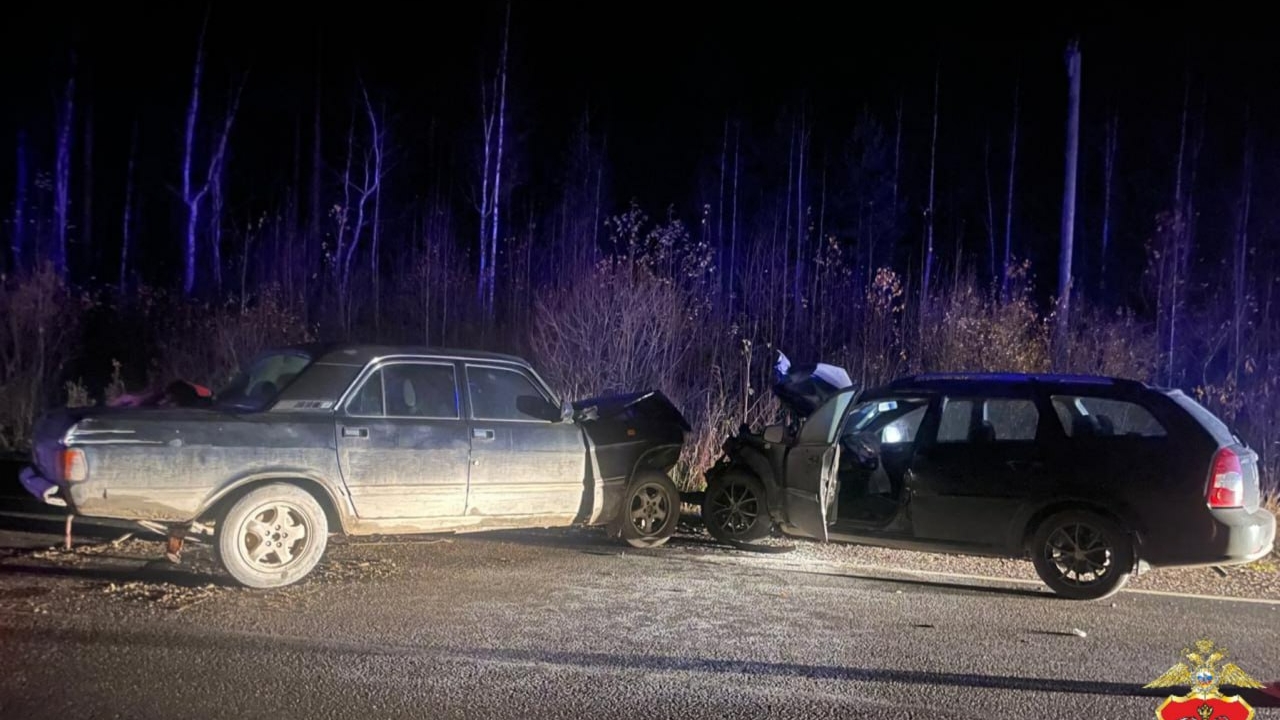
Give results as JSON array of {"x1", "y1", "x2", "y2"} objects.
[
  {"x1": 1051, "y1": 395, "x2": 1166, "y2": 438},
  {"x1": 467, "y1": 365, "x2": 549, "y2": 421},
  {"x1": 346, "y1": 363, "x2": 459, "y2": 419},
  {"x1": 384, "y1": 364, "x2": 459, "y2": 418}
]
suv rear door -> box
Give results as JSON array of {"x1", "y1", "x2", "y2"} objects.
[
  {"x1": 783, "y1": 388, "x2": 856, "y2": 541},
  {"x1": 906, "y1": 388, "x2": 1051, "y2": 548}
]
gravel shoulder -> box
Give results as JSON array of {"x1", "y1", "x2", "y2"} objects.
[{"x1": 672, "y1": 520, "x2": 1280, "y2": 601}]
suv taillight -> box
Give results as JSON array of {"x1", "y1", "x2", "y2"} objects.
[
  {"x1": 61, "y1": 448, "x2": 87, "y2": 482},
  {"x1": 1207, "y1": 448, "x2": 1244, "y2": 509}
]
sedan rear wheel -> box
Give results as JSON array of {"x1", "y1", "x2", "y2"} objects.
[
  {"x1": 703, "y1": 471, "x2": 773, "y2": 544},
  {"x1": 618, "y1": 472, "x2": 681, "y2": 548},
  {"x1": 1031, "y1": 510, "x2": 1133, "y2": 600},
  {"x1": 217, "y1": 483, "x2": 328, "y2": 589}
]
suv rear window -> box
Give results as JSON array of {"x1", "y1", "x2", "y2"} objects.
[{"x1": 1051, "y1": 395, "x2": 1166, "y2": 438}]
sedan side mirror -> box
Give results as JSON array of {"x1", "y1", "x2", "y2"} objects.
[{"x1": 517, "y1": 394, "x2": 564, "y2": 423}]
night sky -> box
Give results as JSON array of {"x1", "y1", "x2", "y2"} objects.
[{"x1": 4, "y1": 2, "x2": 1280, "y2": 286}]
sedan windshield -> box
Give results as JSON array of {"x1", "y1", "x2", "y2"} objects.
[{"x1": 216, "y1": 350, "x2": 313, "y2": 411}]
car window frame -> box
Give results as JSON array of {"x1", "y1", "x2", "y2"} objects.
[
  {"x1": 342, "y1": 360, "x2": 462, "y2": 421},
  {"x1": 463, "y1": 362, "x2": 556, "y2": 424}
]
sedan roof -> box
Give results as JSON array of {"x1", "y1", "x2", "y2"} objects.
[{"x1": 306, "y1": 343, "x2": 531, "y2": 368}]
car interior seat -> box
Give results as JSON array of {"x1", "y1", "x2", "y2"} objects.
[
  {"x1": 969, "y1": 420, "x2": 996, "y2": 443},
  {"x1": 1094, "y1": 414, "x2": 1115, "y2": 436},
  {"x1": 249, "y1": 380, "x2": 278, "y2": 400},
  {"x1": 1071, "y1": 414, "x2": 1097, "y2": 438},
  {"x1": 399, "y1": 378, "x2": 418, "y2": 415}
]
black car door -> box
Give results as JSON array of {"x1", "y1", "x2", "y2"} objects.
[{"x1": 906, "y1": 389, "x2": 1049, "y2": 548}]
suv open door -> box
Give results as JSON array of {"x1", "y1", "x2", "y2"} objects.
[{"x1": 783, "y1": 389, "x2": 856, "y2": 541}]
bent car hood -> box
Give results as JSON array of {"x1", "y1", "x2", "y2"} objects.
[
  {"x1": 572, "y1": 390, "x2": 690, "y2": 432},
  {"x1": 773, "y1": 351, "x2": 854, "y2": 417}
]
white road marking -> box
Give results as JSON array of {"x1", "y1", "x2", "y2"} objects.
[{"x1": 674, "y1": 551, "x2": 1280, "y2": 606}]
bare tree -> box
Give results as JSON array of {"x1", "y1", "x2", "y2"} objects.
[
  {"x1": 1001, "y1": 81, "x2": 1019, "y2": 300},
  {"x1": 476, "y1": 3, "x2": 511, "y2": 321},
  {"x1": 331, "y1": 90, "x2": 387, "y2": 332},
  {"x1": 1100, "y1": 110, "x2": 1118, "y2": 297},
  {"x1": 1054, "y1": 39, "x2": 1082, "y2": 367},
  {"x1": 53, "y1": 71, "x2": 75, "y2": 279},
  {"x1": 1232, "y1": 107, "x2": 1253, "y2": 377},
  {"x1": 729, "y1": 122, "x2": 740, "y2": 317},
  {"x1": 81, "y1": 100, "x2": 93, "y2": 274},
  {"x1": 119, "y1": 122, "x2": 138, "y2": 294},
  {"x1": 892, "y1": 95, "x2": 902, "y2": 215},
  {"x1": 368, "y1": 94, "x2": 386, "y2": 332},
  {"x1": 11, "y1": 130, "x2": 28, "y2": 271},
  {"x1": 983, "y1": 131, "x2": 995, "y2": 282},
  {"x1": 180, "y1": 18, "x2": 243, "y2": 297},
  {"x1": 922, "y1": 67, "x2": 939, "y2": 300}
]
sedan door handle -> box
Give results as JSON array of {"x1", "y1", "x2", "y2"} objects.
[
  {"x1": 342, "y1": 426, "x2": 369, "y2": 439},
  {"x1": 1005, "y1": 459, "x2": 1043, "y2": 472},
  {"x1": 472, "y1": 428, "x2": 495, "y2": 441}
]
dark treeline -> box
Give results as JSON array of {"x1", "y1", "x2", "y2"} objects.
[{"x1": 1, "y1": 5, "x2": 1278, "y2": 490}]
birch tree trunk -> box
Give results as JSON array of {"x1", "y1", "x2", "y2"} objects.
[
  {"x1": 1232, "y1": 109, "x2": 1253, "y2": 377},
  {"x1": 53, "y1": 72, "x2": 75, "y2": 279},
  {"x1": 12, "y1": 130, "x2": 28, "y2": 271},
  {"x1": 1054, "y1": 39, "x2": 1082, "y2": 368},
  {"x1": 1100, "y1": 112, "x2": 1118, "y2": 298},
  {"x1": 119, "y1": 123, "x2": 138, "y2": 294},
  {"x1": 1002, "y1": 82, "x2": 1019, "y2": 299},
  {"x1": 922, "y1": 68, "x2": 939, "y2": 305}
]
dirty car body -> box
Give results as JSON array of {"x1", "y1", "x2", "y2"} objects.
[
  {"x1": 22, "y1": 345, "x2": 689, "y2": 587},
  {"x1": 702, "y1": 364, "x2": 1276, "y2": 600}
]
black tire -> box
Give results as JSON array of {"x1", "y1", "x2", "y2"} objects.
[
  {"x1": 217, "y1": 483, "x2": 328, "y2": 589},
  {"x1": 702, "y1": 470, "x2": 773, "y2": 545},
  {"x1": 616, "y1": 472, "x2": 681, "y2": 548},
  {"x1": 1030, "y1": 509, "x2": 1134, "y2": 601}
]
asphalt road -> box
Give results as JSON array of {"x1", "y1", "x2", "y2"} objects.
[{"x1": 0, "y1": 506, "x2": 1277, "y2": 720}]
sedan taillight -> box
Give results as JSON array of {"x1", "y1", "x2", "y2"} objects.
[
  {"x1": 61, "y1": 448, "x2": 87, "y2": 482},
  {"x1": 1207, "y1": 448, "x2": 1243, "y2": 509}
]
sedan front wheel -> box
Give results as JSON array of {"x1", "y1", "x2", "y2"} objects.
[{"x1": 617, "y1": 472, "x2": 681, "y2": 548}]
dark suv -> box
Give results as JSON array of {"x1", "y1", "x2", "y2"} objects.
[{"x1": 701, "y1": 371, "x2": 1276, "y2": 600}]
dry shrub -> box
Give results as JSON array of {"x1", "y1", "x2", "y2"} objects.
[
  {"x1": 0, "y1": 267, "x2": 88, "y2": 451},
  {"x1": 140, "y1": 285, "x2": 314, "y2": 390},
  {"x1": 917, "y1": 269, "x2": 1049, "y2": 373},
  {"x1": 529, "y1": 259, "x2": 704, "y2": 411},
  {"x1": 1061, "y1": 305, "x2": 1159, "y2": 380},
  {"x1": 856, "y1": 267, "x2": 909, "y2": 388}
]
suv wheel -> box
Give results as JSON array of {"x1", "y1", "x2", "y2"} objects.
[
  {"x1": 703, "y1": 470, "x2": 773, "y2": 544},
  {"x1": 1031, "y1": 509, "x2": 1134, "y2": 600}
]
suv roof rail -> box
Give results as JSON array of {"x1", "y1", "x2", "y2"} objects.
[{"x1": 894, "y1": 372, "x2": 1147, "y2": 388}]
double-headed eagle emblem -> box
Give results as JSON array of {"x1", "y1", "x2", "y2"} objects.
[{"x1": 1145, "y1": 640, "x2": 1263, "y2": 720}]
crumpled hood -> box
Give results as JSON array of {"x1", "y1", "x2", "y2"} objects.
[
  {"x1": 772, "y1": 351, "x2": 855, "y2": 417},
  {"x1": 572, "y1": 390, "x2": 691, "y2": 432}
]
